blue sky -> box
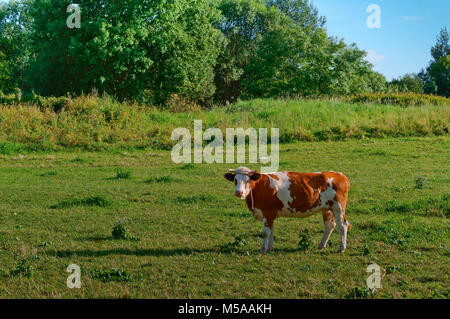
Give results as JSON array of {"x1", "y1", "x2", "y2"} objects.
[{"x1": 313, "y1": 0, "x2": 450, "y2": 80}]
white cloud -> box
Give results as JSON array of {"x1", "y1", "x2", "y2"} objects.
[
  {"x1": 365, "y1": 50, "x2": 386, "y2": 64},
  {"x1": 403, "y1": 13, "x2": 430, "y2": 22}
]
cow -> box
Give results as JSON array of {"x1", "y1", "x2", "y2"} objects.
[{"x1": 224, "y1": 167, "x2": 351, "y2": 254}]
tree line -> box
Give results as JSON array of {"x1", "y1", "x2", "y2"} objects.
[{"x1": 0, "y1": 0, "x2": 448, "y2": 106}]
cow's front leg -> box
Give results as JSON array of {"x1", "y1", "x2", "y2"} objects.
[{"x1": 260, "y1": 218, "x2": 273, "y2": 254}]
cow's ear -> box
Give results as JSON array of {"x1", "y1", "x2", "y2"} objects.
[
  {"x1": 249, "y1": 172, "x2": 261, "y2": 181},
  {"x1": 224, "y1": 173, "x2": 235, "y2": 181}
]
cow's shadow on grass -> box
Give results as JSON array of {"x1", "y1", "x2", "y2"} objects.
[
  {"x1": 48, "y1": 244, "x2": 309, "y2": 258},
  {"x1": 75, "y1": 236, "x2": 114, "y2": 242},
  {"x1": 49, "y1": 247, "x2": 219, "y2": 258},
  {"x1": 49, "y1": 231, "x2": 311, "y2": 257}
]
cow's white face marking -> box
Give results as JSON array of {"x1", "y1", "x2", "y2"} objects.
[
  {"x1": 267, "y1": 172, "x2": 293, "y2": 211},
  {"x1": 234, "y1": 173, "x2": 251, "y2": 199},
  {"x1": 231, "y1": 167, "x2": 254, "y2": 199}
]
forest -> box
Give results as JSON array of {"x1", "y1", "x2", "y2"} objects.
[{"x1": 0, "y1": 0, "x2": 449, "y2": 107}]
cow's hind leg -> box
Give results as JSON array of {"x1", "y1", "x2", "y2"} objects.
[
  {"x1": 261, "y1": 218, "x2": 274, "y2": 254},
  {"x1": 332, "y1": 203, "x2": 349, "y2": 253},
  {"x1": 319, "y1": 209, "x2": 336, "y2": 249},
  {"x1": 268, "y1": 222, "x2": 274, "y2": 252}
]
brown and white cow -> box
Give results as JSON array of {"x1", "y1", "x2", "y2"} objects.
[{"x1": 224, "y1": 167, "x2": 351, "y2": 254}]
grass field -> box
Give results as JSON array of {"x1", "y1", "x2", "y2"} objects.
[{"x1": 0, "y1": 136, "x2": 448, "y2": 298}]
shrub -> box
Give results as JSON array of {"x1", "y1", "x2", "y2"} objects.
[
  {"x1": 231, "y1": 233, "x2": 249, "y2": 247},
  {"x1": 112, "y1": 219, "x2": 139, "y2": 241},
  {"x1": 346, "y1": 92, "x2": 450, "y2": 107},
  {"x1": 362, "y1": 244, "x2": 371, "y2": 256},
  {"x1": 414, "y1": 176, "x2": 426, "y2": 189},
  {"x1": 88, "y1": 268, "x2": 133, "y2": 282},
  {"x1": 9, "y1": 258, "x2": 33, "y2": 278},
  {"x1": 297, "y1": 229, "x2": 312, "y2": 251},
  {"x1": 36, "y1": 96, "x2": 70, "y2": 112},
  {"x1": 165, "y1": 94, "x2": 202, "y2": 113},
  {"x1": 114, "y1": 168, "x2": 132, "y2": 179},
  {"x1": 9, "y1": 256, "x2": 40, "y2": 278}
]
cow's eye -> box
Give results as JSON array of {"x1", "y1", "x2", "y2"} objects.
[{"x1": 234, "y1": 180, "x2": 237, "y2": 186}]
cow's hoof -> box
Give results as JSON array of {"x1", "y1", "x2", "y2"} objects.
[
  {"x1": 260, "y1": 248, "x2": 267, "y2": 254},
  {"x1": 318, "y1": 245, "x2": 327, "y2": 250},
  {"x1": 338, "y1": 248, "x2": 346, "y2": 254}
]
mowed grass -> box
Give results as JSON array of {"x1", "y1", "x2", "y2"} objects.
[{"x1": 0, "y1": 137, "x2": 448, "y2": 298}]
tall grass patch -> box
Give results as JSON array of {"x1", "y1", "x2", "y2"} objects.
[{"x1": 0, "y1": 95, "x2": 448, "y2": 154}]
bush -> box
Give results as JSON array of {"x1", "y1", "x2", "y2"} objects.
[
  {"x1": 114, "y1": 168, "x2": 132, "y2": 180},
  {"x1": 346, "y1": 93, "x2": 450, "y2": 107},
  {"x1": 0, "y1": 92, "x2": 70, "y2": 112},
  {"x1": 297, "y1": 229, "x2": 312, "y2": 251},
  {"x1": 9, "y1": 256, "x2": 40, "y2": 278},
  {"x1": 9, "y1": 258, "x2": 34, "y2": 278},
  {"x1": 231, "y1": 233, "x2": 249, "y2": 247},
  {"x1": 414, "y1": 176, "x2": 426, "y2": 189},
  {"x1": 112, "y1": 219, "x2": 139, "y2": 241},
  {"x1": 35, "y1": 96, "x2": 69, "y2": 113},
  {"x1": 88, "y1": 268, "x2": 133, "y2": 282}
]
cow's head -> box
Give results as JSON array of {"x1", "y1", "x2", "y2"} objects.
[{"x1": 224, "y1": 167, "x2": 261, "y2": 199}]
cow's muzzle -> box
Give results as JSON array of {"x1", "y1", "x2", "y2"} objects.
[{"x1": 234, "y1": 190, "x2": 244, "y2": 198}]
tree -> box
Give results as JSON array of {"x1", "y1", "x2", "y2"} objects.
[
  {"x1": 242, "y1": 5, "x2": 311, "y2": 98},
  {"x1": 266, "y1": 0, "x2": 326, "y2": 31},
  {"x1": 389, "y1": 73, "x2": 424, "y2": 94},
  {"x1": 428, "y1": 54, "x2": 450, "y2": 97},
  {"x1": 243, "y1": 21, "x2": 381, "y2": 97},
  {"x1": 0, "y1": 0, "x2": 32, "y2": 93},
  {"x1": 216, "y1": 0, "x2": 334, "y2": 100},
  {"x1": 0, "y1": 50, "x2": 12, "y2": 93},
  {"x1": 218, "y1": 0, "x2": 385, "y2": 100},
  {"x1": 27, "y1": 0, "x2": 221, "y2": 104},
  {"x1": 213, "y1": 0, "x2": 268, "y2": 103},
  {"x1": 421, "y1": 27, "x2": 450, "y2": 97},
  {"x1": 431, "y1": 27, "x2": 450, "y2": 62}
]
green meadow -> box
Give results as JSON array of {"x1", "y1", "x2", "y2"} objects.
[
  {"x1": 0, "y1": 131, "x2": 448, "y2": 298},
  {"x1": 1, "y1": 0, "x2": 449, "y2": 300}
]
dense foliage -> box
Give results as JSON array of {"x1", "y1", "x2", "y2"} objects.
[
  {"x1": 0, "y1": 0, "x2": 31, "y2": 92},
  {"x1": 419, "y1": 28, "x2": 450, "y2": 97},
  {"x1": 389, "y1": 74, "x2": 425, "y2": 94},
  {"x1": 25, "y1": 0, "x2": 222, "y2": 104},
  {"x1": 0, "y1": 0, "x2": 448, "y2": 103}
]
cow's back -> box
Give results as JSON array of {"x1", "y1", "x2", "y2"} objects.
[{"x1": 265, "y1": 171, "x2": 349, "y2": 217}]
